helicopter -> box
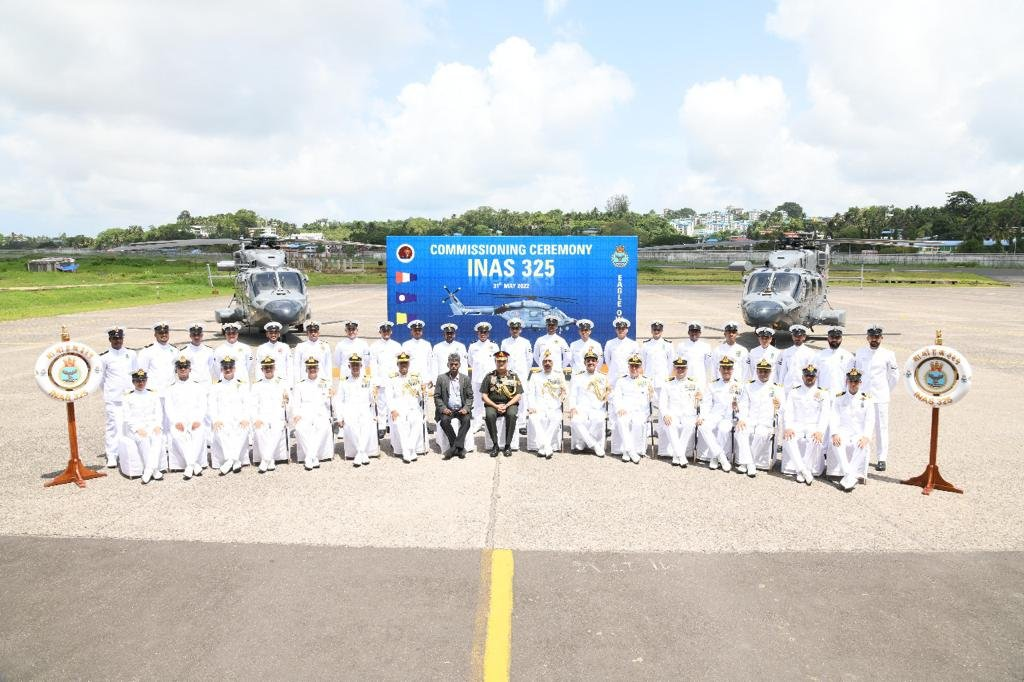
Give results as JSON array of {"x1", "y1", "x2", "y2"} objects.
[
  {"x1": 441, "y1": 286, "x2": 577, "y2": 331},
  {"x1": 214, "y1": 234, "x2": 311, "y2": 333},
  {"x1": 735, "y1": 232, "x2": 845, "y2": 331}
]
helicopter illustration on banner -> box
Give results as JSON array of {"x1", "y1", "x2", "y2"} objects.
[
  {"x1": 441, "y1": 286, "x2": 577, "y2": 331},
  {"x1": 214, "y1": 235, "x2": 311, "y2": 333}
]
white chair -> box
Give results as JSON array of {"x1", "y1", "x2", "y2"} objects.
[
  {"x1": 526, "y1": 411, "x2": 563, "y2": 453},
  {"x1": 482, "y1": 415, "x2": 518, "y2": 451},
  {"x1": 434, "y1": 416, "x2": 476, "y2": 454},
  {"x1": 116, "y1": 437, "x2": 145, "y2": 478}
]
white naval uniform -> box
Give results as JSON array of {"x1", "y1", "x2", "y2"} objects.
[
  {"x1": 215, "y1": 341, "x2": 253, "y2": 380},
  {"x1": 712, "y1": 342, "x2": 749, "y2": 382},
  {"x1": 642, "y1": 338, "x2": 675, "y2": 388},
  {"x1": 255, "y1": 340, "x2": 294, "y2": 385},
  {"x1": 747, "y1": 345, "x2": 781, "y2": 384},
  {"x1": 610, "y1": 374, "x2": 653, "y2": 459},
  {"x1": 180, "y1": 343, "x2": 218, "y2": 385},
  {"x1": 335, "y1": 336, "x2": 371, "y2": 380},
  {"x1": 370, "y1": 337, "x2": 402, "y2": 430},
  {"x1": 289, "y1": 377, "x2": 334, "y2": 466},
  {"x1": 853, "y1": 345, "x2": 899, "y2": 465},
  {"x1": 568, "y1": 338, "x2": 604, "y2": 373},
  {"x1": 387, "y1": 372, "x2": 426, "y2": 461},
  {"x1": 468, "y1": 340, "x2": 499, "y2": 431},
  {"x1": 828, "y1": 390, "x2": 876, "y2": 486},
  {"x1": 251, "y1": 376, "x2": 290, "y2": 465},
  {"x1": 334, "y1": 375, "x2": 378, "y2": 463},
  {"x1": 675, "y1": 338, "x2": 713, "y2": 387},
  {"x1": 500, "y1": 336, "x2": 533, "y2": 380},
  {"x1": 401, "y1": 338, "x2": 433, "y2": 382},
  {"x1": 209, "y1": 377, "x2": 252, "y2": 468},
  {"x1": 568, "y1": 370, "x2": 609, "y2": 454},
  {"x1": 97, "y1": 346, "x2": 136, "y2": 461},
  {"x1": 781, "y1": 384, "x2": 831, "y2": 477},
  {"x1": 737, "y1": 379, "x2": 783, "y2": 471},
  {"x1": 164, "y1": 378, "x2": 209, "y2": 472},
  {"x1": 533, "y1": 333, "x2": 570, "y2": 370},
  {"x1": 813, "y1": 347, "x2": 854, "y2": 393},
  {"x1": 658, "y1": 376, "x2": 723, "y2": 465},
  {"x1": 604, "y1": 337, "x2": 640, "y2": 387},
  {"x1": 293, "y1": 339, "x2": 333, "y2": 383},
  {"x1": 526, "y1": 369, "x2": 567, "y2": 455},
  {"x1": 136, "y1": 341, "x2": 178, "y2": 452},
  {"x1": 431, "y1": 340, "x2": 469, "y2": 378},
  {"x1": 705, "y1": 377, "x2": 741, "y2": 467},
  {"x1": 123, "y1": 388, "x2": 163, "y2": 477},
  {"x1": 777, "y1": 343, "x2": 816, "y2": 393}
]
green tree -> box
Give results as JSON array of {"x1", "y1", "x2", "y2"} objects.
[{"x1": 774, "y1": 201, "x2": 805, "y2": 220}]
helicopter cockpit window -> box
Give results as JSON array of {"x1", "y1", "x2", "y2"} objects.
[
  {"x1": 251, "y1": 272, "x2": 278, "y2": 295},
  {"x1": 278, "y1": 271, "x2": 304, "y2": 293},
  {"x1": 747, "y1": 272, "x2": 774, "y2": 293},
  {"x1": 773, "y1": 273, "x2": 801, "y2": 296}
]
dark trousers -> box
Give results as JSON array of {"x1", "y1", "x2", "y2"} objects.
[
  {"x1": 438, "y1": 412, "x2": 472, "y2": 449},
  {"x1": 484, "y1": 404, "x2": 519, "y2": 447}
]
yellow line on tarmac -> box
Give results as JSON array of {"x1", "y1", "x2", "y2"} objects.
[{"x1": 472, "y1": 549, "x2": 515, "y2": 681}]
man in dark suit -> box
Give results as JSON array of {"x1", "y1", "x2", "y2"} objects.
[{"x1": 434, "y1": 353, "x2": 474, "y2": 459}]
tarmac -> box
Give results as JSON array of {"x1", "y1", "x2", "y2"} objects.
[{"x1": 1, "y1": 284, "x2": 1022, "y2": 679}]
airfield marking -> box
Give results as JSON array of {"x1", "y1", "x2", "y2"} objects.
[{"x1": 482, "y1": 548, "x2": 514, "y2": 681}]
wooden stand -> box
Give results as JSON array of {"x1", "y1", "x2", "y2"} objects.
[
  {"x1": 901, "y1": 406, "x2": 962, "y2": 495},
  {"x1": 45, "y1": 401, "x2": 106, "y2": 488}
]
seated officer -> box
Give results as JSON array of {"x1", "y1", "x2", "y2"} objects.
[{"x1": 481, "y1": 350, "x2": 523, "y2": 457}]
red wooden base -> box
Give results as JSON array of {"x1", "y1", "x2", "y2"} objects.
[
  {"x1": 45, "y1": 456, "x2": 106, "y2": 488},
  {"x1": 901, "y1": 464, "x2": 963, "y2": 496}
]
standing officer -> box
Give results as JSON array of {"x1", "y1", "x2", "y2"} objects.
[
  {"x1": 370, "y1": 321, "x2": 401, "y2": 438},
  {"x1": 433, "y1": 353, "x2": 474, "y2": 459},
  {"x1": 829, "y1": 368, "x2": 876, "y2": 491},
  {"x1": 777, "y1": 324, "x2": 815, "y2": 392},
  {"x1": 255, "y1": 321, "x2": 293, "y2": 384},
  {"x1": 293, "y1": 321, "x2": 332, "y2": 384},
  {"x1": 533, "y1": 315, "x2": 571, "y2": 371},
  {"x1": 387, "y1": 352, "x2": 426, "y2": 463},
  {"x1": 164, "y1": 355, "x2": 209, "y2": 479},
  {"x1": 814, "y1": 328, "x2": 854, "y2": 392},
  {"x1": 180, "y1": 323, "x2": 217, "y2": 384},
  {"x1": 853, "y1": 325, "x2": 898, "y2": 472},
  {"x1": 209, "y1": 356, "x2": 252, "y2": 475},
  {"x1": 97, "y1": 325, "x2": 136, "y2": 468},
  {"x1": 526, "y1": 350, "x2": 567, "y2": 459},
  {"x1": 290, "y1": 357, "x2": 335, "y2": 470},
  {"x1": 781, "y1": 364, "x2": 830, "y2": 484},
  {"x1": 611, "y1": 355, "x2": 653, "y2": 464},
  {"x1": 659, "y1": 358, "x2": 723, "y2": 468},
  {"x1": 604, "y1": 318, "x2": 640, "y2": 388},
  {"x1": 468, "y1": 321, "x2": 499, "y2": 434},
  {"x1": 642, "y1": 320, "x2": 675, "y2": 389},
  {"x1": 675, "y1": 321, "x2": 713, "y2": 387},
  {"x1": 481, "y1": 350, "x2": 523, "y2": 457},
  {"x1": 251, "y1": 356, "x2": 289, "y2": 473},
  {"x1": 432, "y1": 323, "x2": 468, "y2": 379},
  {"x1": 569, "y1": 319, "x2": 603, "y2": 373},
  {"x1": 736, "y1": 358, "x2": 782, "y2": 475},
  {"x1": 215, "y1": 322, "x2": 253, "y2": 380},
  {"x1": 704, "y1": 357, "x2": 739, "y2": 472},
  {"x1": 712, "y1": 322, "x2": 749, "y2": 382},
  {"x1": 123, "y1": 368, "x2": 163, "y2": 484},
  {"x1": 746, "y1": 328, "x2": 780, "y2": 384},
  {"x1": 401, "y1": 320, "x2": 433, "y2": 382},
  {"x1": 335, "y1": 354, "x2": 378, "y2": 467},
  {"x1": 335, "y1": 320, "x2": 371, "y2": 381},
  {"x1": 136, "y1": 321, "x2": 178, "y2": 452},
  {"x1": 567, "y1": 350, "x2": 609, "y2": 456},
  {"x1": 501, "y1": 318, "x2": 533, "y2": 380}
]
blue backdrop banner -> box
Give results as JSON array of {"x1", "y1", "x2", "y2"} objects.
[{"x1": 386, "y1": 236, "x2": 638, "y2": 344}]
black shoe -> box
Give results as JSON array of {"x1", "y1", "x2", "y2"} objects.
[
  {"x1": 876, "y1": 461, "x2": 886, "y2": 472},
  {"x1": 443, "y1": 448, "x2": 454, "y2": 460},
  {"x1": 489, "y1": 447, "x2": 499, "y2": 458},
  {"x1": 353, "y1": 462, "x2": 361, "y2": 468},
  {"x1": 503, "y1": 447, "x2": 512, "y2": 457},
  {"x1": 377, "y1": 429, "x2": 386, "y2": 440},
  {"x1": 457, "y1": 448, "x2": 466, "y2": 459}
]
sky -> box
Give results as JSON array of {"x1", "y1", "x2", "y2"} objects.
[{"x1": 1, "y1": 0, "x2": 1022, "y2": 236}]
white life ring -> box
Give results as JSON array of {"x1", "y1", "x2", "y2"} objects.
[
  {"x1": 35, "y1": 340, "x2": 102, "y2": 402},
  {"x1": 903, "y1": 345, "x2": 971, "y2": 408}
]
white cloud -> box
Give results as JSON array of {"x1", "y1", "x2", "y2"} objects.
[
  {"x1": 0, "y1": 14, "x2": 632, "y2": 233},
  {"x1": 671, "y1": 0, "x2": 1024, "y2": 215},
  {"x1": 544, "y1": 0, "x2": 570, "y2": 20}
]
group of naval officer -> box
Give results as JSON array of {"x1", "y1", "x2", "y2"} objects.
[{"x1": 96, "y1": 315, "x2": 899, "y2": 491}]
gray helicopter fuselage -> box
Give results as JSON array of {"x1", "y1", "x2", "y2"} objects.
[
  {"x1": 214, "y1": 244, "x2": 311, "y2": 331},
  {"x1": 740, "y1": 248, "x2": 845, "y2": 330}
]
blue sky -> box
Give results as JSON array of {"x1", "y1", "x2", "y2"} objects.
[{"x1": 1, "y1": 1, "x2": 1021, "y2": 235}]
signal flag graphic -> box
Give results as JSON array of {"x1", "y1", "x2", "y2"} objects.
[
  {"x1": 396, "y1": 292, "x2": 417, "y2": 303},
  {"x1": 395, "y1": 272, "x2": 417, "y2": 283}
]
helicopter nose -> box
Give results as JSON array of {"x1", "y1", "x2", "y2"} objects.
[
  {"x1": 264, "y1": 300, "x2": 302, "y2": 325},
  {"x1": 743, "y1": 300, "x2": 785, "y2": 327}
]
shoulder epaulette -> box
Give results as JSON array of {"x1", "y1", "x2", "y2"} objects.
[
  {"x1": 217, "y1": 379, "x2": 224, "y2": 384},
  {"x1": 836, "y1": 391, "x2": 844, "y2": 397},
  {"x1": 530, "y1": 367, "x2": 541, "y2": 373},
  {"x1": 143, "y1": 343, "x2": 154, "y2": 348},
  {"x1": 145, "y1": 388, "x2": 154, "y2": 392},
  {"x1": 389, "y1": 372, "x2": 398, "y2": 378},
  {"x1": 748, "y1": 379, "x2": 755, "y2": 383},
  {"x1": 99, "y1": 349, "x2": 109, "y2": 355},
  {"x1": 862, "y1": 392, "x2": 871, "y2": 398}
]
